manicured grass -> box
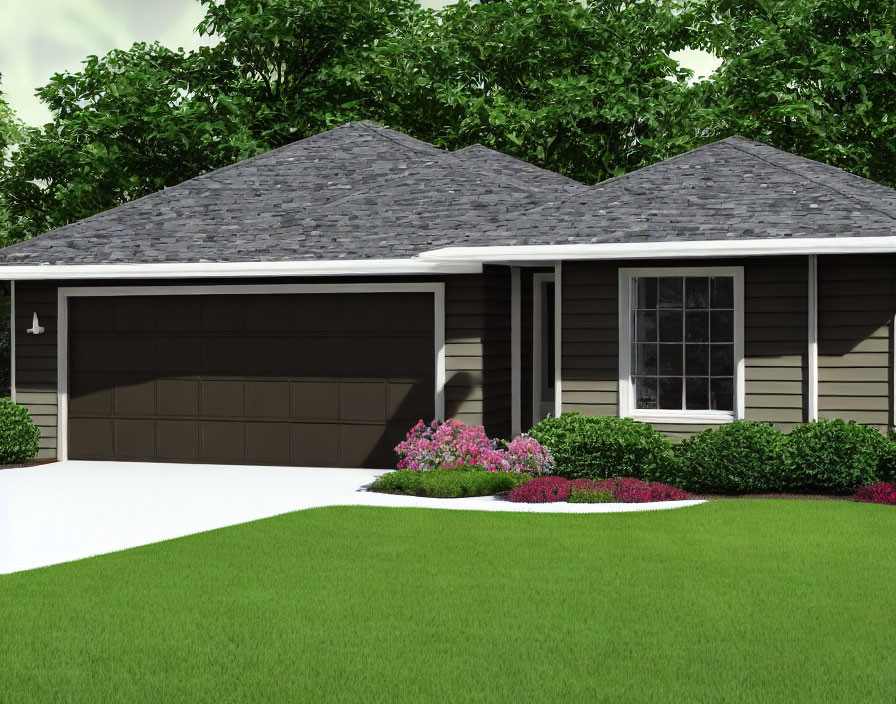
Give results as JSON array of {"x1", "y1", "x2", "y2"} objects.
[{"x1": 2, "y1": 501, "x2": 894, "y2": 703}]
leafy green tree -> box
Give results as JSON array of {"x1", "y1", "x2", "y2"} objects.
[
  {"x1": 678, "y1": 0, "x2": 896, "y2": 186},
  {"x1": 343, "y1": 0, "x2": 699, "y2": 182},
  {"x1": 0, "y1": 76, "x2": 24, "y2": 247},
  {"x1": 193, "y1": 0, "x2": 425, "y2": 145},
  {"x1": 0, "y1": 42, "x2": 260, "y2": 242}
]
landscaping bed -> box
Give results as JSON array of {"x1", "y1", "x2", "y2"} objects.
[{"x1": 379, "y1": 415, "x2": 896, "y2": 507}]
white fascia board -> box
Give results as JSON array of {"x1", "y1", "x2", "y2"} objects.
[
  {"x1": 418, "y1": 236, "x2": 896, "y2": 262},
  {"x1": 0, "y1": 258, "x2": 482, "y2": 281}
]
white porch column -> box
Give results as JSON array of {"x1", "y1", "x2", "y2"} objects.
[{"x1": 808, "y1": 254, "x2": 819, "y2": 422}]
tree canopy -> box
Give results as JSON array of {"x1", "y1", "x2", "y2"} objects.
[{"x1": 1, "y1": 0, "x2": 895, "y2": 244}]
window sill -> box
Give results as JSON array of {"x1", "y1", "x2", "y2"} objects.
[{"x1": 624, "y1": 410, "x2": 737, "y2": 425}]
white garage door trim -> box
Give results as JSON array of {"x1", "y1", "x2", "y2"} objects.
[{"x1": 57, "y1": 283, "x2": 446, "y2": 462}]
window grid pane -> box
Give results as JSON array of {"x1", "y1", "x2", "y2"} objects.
[{"x1": 631, "y1": 275, "x2": 735, "y2": 412}]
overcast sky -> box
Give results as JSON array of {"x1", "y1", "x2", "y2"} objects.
[{"x1": 1, "y1": 0, "x2": 719, "y2": 127}]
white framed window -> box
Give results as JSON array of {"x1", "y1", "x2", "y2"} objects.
[{"x1": 618, "y1": 266, "x2": 745, "y2": 424}]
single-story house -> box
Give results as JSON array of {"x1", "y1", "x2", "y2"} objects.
[{"x1": 3, "y1": 121, "x2": 895, "y2": 467}]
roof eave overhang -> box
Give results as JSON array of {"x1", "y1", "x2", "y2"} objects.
[
  {"x1": 418, "y1": 236, "x2": 896, "y2": 263},
  {"x1": 0, "y1": 258, "x2": 484, "y2": 281},
  {"x1": 2, "y1": 236, "x2": 896, "y2": 280}
]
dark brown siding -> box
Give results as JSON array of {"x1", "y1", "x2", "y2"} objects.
[
  {"x1": 561, "y1": 257, "x2": 811, "y2": 438},
  {"x1": 14, "y1": 282, "x2": 58, "y2": 459},
  {"x1": 818, "y1": 255, "x2": 895, "y2": 431}
]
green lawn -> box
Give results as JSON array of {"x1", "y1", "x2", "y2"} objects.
[{"x1": 2, "y1": 500, "x2": 895, "y2": 703}]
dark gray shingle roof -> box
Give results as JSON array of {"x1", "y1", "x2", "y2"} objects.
[{"x1": 1, "y1": 123, "x2": 894, "y2": 265}]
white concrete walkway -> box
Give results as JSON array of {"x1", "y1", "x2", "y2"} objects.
[{"x1": 0, "y1": 461, "x2": 704, "y2": 574}]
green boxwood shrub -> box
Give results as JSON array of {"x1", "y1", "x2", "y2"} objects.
[
  {"x1": 370, "y1": 469, "x2": 529, "y2": 498},
  {"x1": 528, "y1": 413, "x2": 676, "y2": 480},
  {"x1": 783, "y1": 419, "x2": 885, "y2": 494},
  {"x1": 877, "y1": 430, "x2": 896, "y2": 483},
  {"x1": 668, "y1": 421, "x2": 787, "y2": 494},
  {"x1": 0, "y1": 398, "x2": 41, "y2": 464}
]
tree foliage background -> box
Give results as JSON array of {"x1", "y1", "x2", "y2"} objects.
[{"x1": 1, "y1": 0, "x2": 895, "y2": 247}]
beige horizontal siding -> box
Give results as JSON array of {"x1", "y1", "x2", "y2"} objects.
[
  {"x1": 14, "y1": 283, "x2": 58, "y2": 460},
  {"x1": 817, "y1": 255, "x2": 895, "y2": 432},
  {"x1": 444, "y1": 266, "x2": 511, "y2": 438}
]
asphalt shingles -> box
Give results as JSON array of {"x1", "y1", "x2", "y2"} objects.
[{"x1": 1, "y1": 122, "x2": 893, "y2": 266}]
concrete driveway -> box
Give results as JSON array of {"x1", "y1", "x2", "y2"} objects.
[{"x1": 0, "y1": 461, "x2": 704, "y2": 574}]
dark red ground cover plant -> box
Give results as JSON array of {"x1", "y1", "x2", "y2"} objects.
[
  {"x1": 852, "y1": 482, "x2": 896, "y2": 505},
  {"x1": 511, "y1": 477, "x2": 689, "y2": 503},
  {"x1": 649, "y1": 482, "x2": 690, "y2": 501},
  {"x1": 507, "y1": 476, "x2": 571, "y2": 503}
]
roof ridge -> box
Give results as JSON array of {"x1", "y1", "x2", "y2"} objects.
[{"x1": 723, "y1": 139, "x2": 896, "y2": 224}]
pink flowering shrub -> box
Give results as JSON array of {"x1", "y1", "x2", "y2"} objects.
[
  {"x1": 853, "y1": 482, "x2": 896, "y2": 505},
  {"x1": 395, "y1": 420, "x2": 554, "y2": 474},
  {"x1": 507, "y1": 476, "x2": 570, "y2": 503},
  {"x1": 649, "y1": 482, "x2": 691, "y2": 501},
  {"x1": 394, "y1": 420, "x2": 505, "y2": 471},
  {"x1": 504, "y1": 434, "x2": 555, "y2": 476}
]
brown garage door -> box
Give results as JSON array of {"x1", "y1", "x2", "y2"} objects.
[{"x1": 67, "y1": 292, "x2": 435, "y2": 467}]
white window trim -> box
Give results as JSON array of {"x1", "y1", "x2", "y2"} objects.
[
  {"x1": 56, "y1": 282, "x2": 445, "y2": 462},
  {"x1": 618, "y1": 266, "x2": 745, "y2": 424},
  {"x1": 510, "y1": 266, "x2": 521, "y2": 436},
  {"x1": 532, "y1": 271, "x2": 561, "y2": 426}
]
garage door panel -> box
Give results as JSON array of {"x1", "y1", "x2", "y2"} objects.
[
  {"x1": 69, "y1": 374, "x2": 114, "y2": 415},
  {"x1": 386, "y1": 294, "x2": 433, "y2": 332},
  {"x1": 246, "y1": 422, "x2": 290, "y2": 464},
  {"x1": 248, "y1": 295, "x2": 293, "y2": 332},
  {"x1": 156, "y1": 337, "x2": 201, "y2": 376},
  {"x1": 156, "y1": 420, "x2": 199, "y2": 460},
  {"x1": 387, "y1": 339, "x2": 435, "y2": 377},
  {"x1": 339, "y1": 424, "x2": 398, "y2": 468},
  {"x1": 69, "y1": 291, "x2": 435, "y2": 467},
  {"x1": 202, "y1": 296, "x2": 244, "y2": 332},
  {"x1": 340, "y1": 294, "x2": 386, "y2": 332},
  {"x1": 291, "y1": 423, "x2": 339, "y2": 467},
  {"x1": 114, "y1": 376, "x2": 156, "y2": 415},
  {"x1": 70, "y1": 297, "x2": 115, "y2": 333},
  {"x1": 115, "y1": 297, "x2": 156, "y2": 332},
  {"x1": 387, "y1": 382, "x2": 431, "y2": 423},
  {"x1": 291, "y1": 381, "x2": 338, "y2": 421},
  {"x1": 201, "y1": 421, "x2": 245, "y2": 462},
  {"x1": 340, "y1": 382, "x2": 387, "y2": 422},
  {"x1": 245, "y1": 380, "x2": 290, "y2": 418},
  {"x1": 293, "y1": 295, "x2": 339, "y2": 332},
  {"x1": 161, "y1": 297, "x2": 201, "y2": 331},
  {"x1": 71, "y1": 337, "x2": 114, "y2": 373},
  {"x1": 292, "y1": 338, "x2": 339, "y2": 377},
  {"x1": 201, "y1": 380, "x2": 244, "y2": 417},
  {"x1": 70, "y1": 418, "x2": 113, "y2": 458},
  {"x1": 340, "y1": 337, "x2": 387, "y2": 377},
  {"x1": 158, "y1": 379, "x2": 200, "y2": 416},
  {"x1": 115, "y1": 419, "x2": 155, "y2": 458},
  {"x1": 116, "y1": 338, "x2": 155, "y2": 374},
  {"x1": 246, "y1": 337, "x2": 291, "y2": 377},
  {"x1": 202, "y1": 337, "x2": 245, "y2": 376}
]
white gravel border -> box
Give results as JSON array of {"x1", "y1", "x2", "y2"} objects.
[{"x1": 0, "y1": 462, "x2": 705, "y2": 573}]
